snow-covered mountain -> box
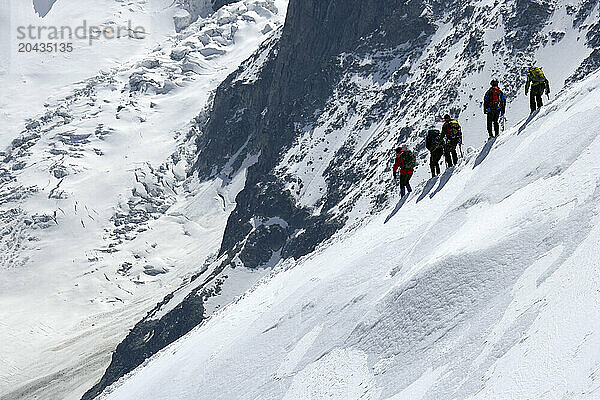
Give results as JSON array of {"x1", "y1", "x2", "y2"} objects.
[
  {"x1": 98, "y1": 67, "x2": 600, "y2": 400},
  {"x1": 1, "y1": 0, "x2": 599, "y2": 399}
]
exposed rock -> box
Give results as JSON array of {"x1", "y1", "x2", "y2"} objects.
[
  {"x1": 140, "y1": 59, "x2": 160, "y2": 69},
  {"x1": 82, "y1": 290, "x2": 206, "y2": 400},
  {"x1": 51, "y1": 166, "x2": 68, "y2": 179},
  {"x1": 212, "y1": 0, "x2": 237, "y2": 10}
]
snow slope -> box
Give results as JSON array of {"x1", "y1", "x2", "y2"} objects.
[
  {"x1": 98, "y1": 68, "x2": 600, "y2": 400},
  {"x1": 0, "y1": 1, "x2": 286, "y2": 399}
]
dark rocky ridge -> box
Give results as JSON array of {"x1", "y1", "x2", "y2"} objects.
[
  {"x1": 82, "y1": 285, "x2": 208, "y2": 400},
  {"x1": 212, "y1": 0, "x2": 237, "y2": 10},
  {"x1": 198, "y1": 0, "x2": 434, "y2": 266}
]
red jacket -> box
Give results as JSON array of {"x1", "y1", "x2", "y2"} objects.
[{"x1": 393, "y1": 151, "x2": 413, "y2": 176}]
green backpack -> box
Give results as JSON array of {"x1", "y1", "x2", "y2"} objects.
[
  {"x1": 528, "y1": 67, "x2": 546, "y2": 83},
  {"x1": 401, "y1": 149, "x2": 416, "y2": 169}
]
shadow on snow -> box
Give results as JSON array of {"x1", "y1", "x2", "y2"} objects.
[
  {"x1": 517, "y1": 109, "x2": 540, "y2": 135},
  {"x1": 429, "y1": 166, "x2": 455, "y2": 199},
  {"x1": 416, "y1": 176, "x2": 439, "y2": 203},
  {"x1": 386, "y1": 136, "x2": 499, "y2": 223},
  {"x1": 473, "y1": 137, "x2": 496, "y2": 169},
  {"x1": 384, "y1": 195, "x2": 410, "y2": 223}
]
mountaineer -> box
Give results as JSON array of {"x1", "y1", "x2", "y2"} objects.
[
  {"x1": 425, "y1": 128, "x2": 444, "y2": 177},
  {"x1": 393, "y1": 147, "x2": 416, "y2": 197},
  {"x1": 441, "y1": 115, "x2": 462, "y2": 168},
  {"x1": 525, "y1": 66, "x2": 550, "y2": 113},
  {"x1": 483, "y1": 79, "x2": 507, "y2": 139}
]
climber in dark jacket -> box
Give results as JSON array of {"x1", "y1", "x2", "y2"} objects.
[
  {"x1": 425, "y1": 128, "x2": 444, "y2": 177},
  {"x1": 393, "y1": 147, "x2": 414, "y2": 197},
  {"x1": 483, "y1": 79, "x2": 507, "y2": 138}
]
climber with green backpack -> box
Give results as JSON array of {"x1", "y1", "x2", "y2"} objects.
[
  {"x1": 393, "y1": 147, "x2": 416, "y2": 197},
  {"x1": 525, "y1": 66, "x2": 550, "y2": 113},
  {"x1": 441, "y1": 114, "x2": 462, "y2": 168}
]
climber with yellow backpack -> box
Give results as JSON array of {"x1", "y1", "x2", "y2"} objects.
[
  {"x1": 441, "y1": 114, "x2": 462, "y2": 168},
  {"x1": 525, "y1": 66, "x2": 550, "y2": 113}
]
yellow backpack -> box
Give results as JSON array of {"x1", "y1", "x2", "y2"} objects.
[
  {"x1": 446, "y1": 120, "x2": 462, "y2": 144},
  {"x1": 528, "y1": 67, "x2": 546, "y2": 83}
]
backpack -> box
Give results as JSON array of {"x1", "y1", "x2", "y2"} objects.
[
  {"x1": 488, "y1": 87, "x2": 501, "y2": 108},
  {"x1": 400, "y1": 150, "x2": 416, "y2": 169},
  {"x1": 427, "y1": 129, "x2": 444, "y2": 150},
  {"x1": 528, "y1": 67, "x2": 546, "y2": 83},
  {"x1": 446, "y1": 120, "x2": 462, "y2": 145}
]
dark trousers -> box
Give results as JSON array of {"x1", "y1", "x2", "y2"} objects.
[
  {"x1": 530, "y1": 86, "x2": 544, "y2": 113},
  {"x1": 444, "y1": 144, "x2": 458, "y2": 167},
  {"x1": 400, "y1": 173, "x2": 412, "y2": 197},
  {"x1": 429, "y1": 147, "x2": 443, "y2": 177},
  {"x1": 487, "y1": 110, "x2": 500, "y2": 137}
]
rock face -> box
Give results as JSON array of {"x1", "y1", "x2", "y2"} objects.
[
  {"x1": 84, "y1": 0, "x2": 600, "y2": 398},
  {"x1": 173, "y1": 10, "x2": 194, "y2": 32},
  {"x1": 194, "y1": 0, "x2": 433, "y2": 268}
]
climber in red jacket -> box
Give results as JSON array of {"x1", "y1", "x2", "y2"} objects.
[{"x1": 393, "y1": 147, "x2": 415, "y2": 197}]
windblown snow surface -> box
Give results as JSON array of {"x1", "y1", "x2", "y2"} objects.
[{"x1": 99, "y1": 69, "x2": 600, "y2": 400}]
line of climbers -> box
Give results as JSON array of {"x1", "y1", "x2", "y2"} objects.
[{"x1": 393, "y1": 66, "x2": 550, "y2": 195}]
